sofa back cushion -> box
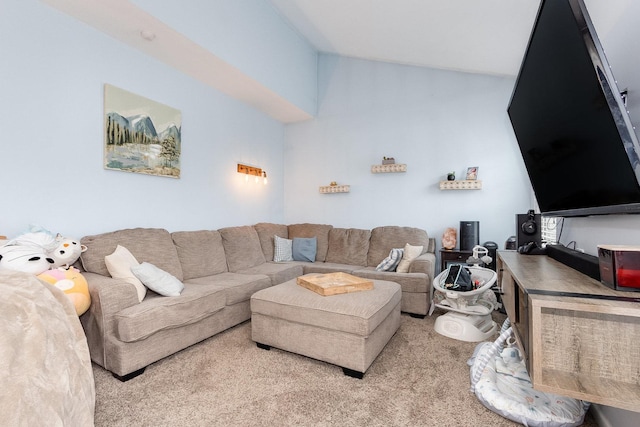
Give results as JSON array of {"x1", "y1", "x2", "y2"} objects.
[
  {"x1": 80, "y1": 228, "x2": 183, "y2": 281},
  {"x1": 219, "y1": 226, "x2": 266, "y2": 272},
  {"x1": 253, "y1": 223, "x2": 289, "y2": 261},
  {"x1": 171, "y1": 230, "x2": 228, "y2": 280},
  {"x1": 325, "y1": 228, "x2": 371, "y2": 266},
  {"x1": 288, "y1": 223, "x2": 333, "y2": 262},
  {"x1": 367, "y1": 226, "x2": 430, "y2": 267}
]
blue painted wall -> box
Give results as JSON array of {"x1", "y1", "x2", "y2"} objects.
[
  {"x1": 0, "y1": 0, "x2": 286, "y2": 238},
  {"x1": 283, "y1": 54, "x2": 533, "y2": 248}
]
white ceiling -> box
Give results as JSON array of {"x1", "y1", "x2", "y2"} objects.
[
  {"x1": 268, "y1": 0, "x2": 541, "y2": 76},
  {"x1": 39, "y1": 0, "x2": 634, "y2": 122}
]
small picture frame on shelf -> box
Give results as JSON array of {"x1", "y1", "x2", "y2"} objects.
[{"x1": 466, "y1": 166, "x2": 479, "y2": 180}]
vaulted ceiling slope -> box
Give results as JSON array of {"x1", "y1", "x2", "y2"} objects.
[
  {"x1": 39, "y1": 0, "x2": 634, "y2": 123},
  {"x1": 268, "y1": 0, "x2": 540, "y2": 76}
]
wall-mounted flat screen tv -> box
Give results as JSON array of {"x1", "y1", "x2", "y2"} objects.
[{"x1": 508, "y1": 0, "x2": 640, "y2": 217}]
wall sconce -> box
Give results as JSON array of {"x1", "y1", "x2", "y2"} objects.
[{"x1": 237, "y1": 163, "x2": 268, "y2": 185}]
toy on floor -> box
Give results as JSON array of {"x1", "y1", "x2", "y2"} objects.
[
  {"x1": 38, "y1": 266, "x2": 91, "y2": 316},
  {"x1": 468, "y1": 320, "x2": 589, "y2": 426}
]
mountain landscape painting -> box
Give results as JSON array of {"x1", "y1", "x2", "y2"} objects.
[{"x1": 104, "y1": 84, "x2": 181, "y2": 178}]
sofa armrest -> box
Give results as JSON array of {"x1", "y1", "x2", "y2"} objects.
[
  {"x1": 80, "y1": 272, "x2": 140, "y2": 366},
  {"x1": 408, "y1": 252, "x2": 436, "y2": 279},
  {"x1": 83, "y1": 272, "x2": 140, "y2": 315}
]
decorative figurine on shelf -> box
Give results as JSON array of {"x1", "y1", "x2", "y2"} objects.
[
  {"x1": 330, "y1": 181, "x2": 337, "y2": 186},
  {"x1": 442, "y1": 227, "x2": 457, "y2": 250},
  {"x1": 447, "y1": 171, "x2": 455, "y2": 181},
  {"x1": 382, "y1": 156, "x2": 395, "y2": 165}
]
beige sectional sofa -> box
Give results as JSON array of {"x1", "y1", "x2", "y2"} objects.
[{"x1": 78, "y1": 223, "x2": 435, "y2": 380}]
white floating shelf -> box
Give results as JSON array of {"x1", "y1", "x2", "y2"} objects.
[
  {"x1": 319, "y1": 185, "x2": 350, "y2": 194},
  {"x1": 439, "y1": 180, "x2": 482, "y2": 190},
  {"x1": 371, "y1": 163, "x2": 407, "y2": 173}
]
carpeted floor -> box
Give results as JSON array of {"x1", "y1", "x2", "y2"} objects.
[{"x1": 93, "y1": 311, "x2": 598, "y2": 426}]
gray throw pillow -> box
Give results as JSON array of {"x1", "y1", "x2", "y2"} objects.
[
  {"x1": 273, "y1": 235, "x2": 294, "y2": 262},
  {"x1": 292, "y1": 237, "x2": 317, "y2": 262},
  {"x1": 375, "y1": 248, "x2": 404, "y2": 272}
]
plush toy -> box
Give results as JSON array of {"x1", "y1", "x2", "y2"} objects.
[
  {"x1": 0, "y1": 244, "x2": 55, "y2": 275},
  {"x1": 0, "y1": 226, "x2": 86, "y2": 275},
  {"x1": 50, "y1": 238, "x2": 87, "y2": 268},
  {"x1": 38, "y1": 266, "x2": 91, "y2": 316}
]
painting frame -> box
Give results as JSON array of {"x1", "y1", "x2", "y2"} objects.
[
  {"x1": 104, "y1": 84, "x2": 181, "y2": 178},
  {"x1": 466, "y1": 166, "x2": 479, "y2": 180}
]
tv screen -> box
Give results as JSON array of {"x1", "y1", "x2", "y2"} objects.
[{"x1": 508, "y1": 0, "x2": 640, "y2": 217}]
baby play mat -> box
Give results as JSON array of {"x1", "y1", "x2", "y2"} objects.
[{"x1": 468, "y1": 322, "x2": 588, "y2": 427}]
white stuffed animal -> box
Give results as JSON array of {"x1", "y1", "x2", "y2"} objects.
[
  {"x1": 0, "y1": 226, "x2": 86, "y2": 274},
  {"x1": 50, "y1": 238, "x2": 87, "y2": 268},
  {"x1": 0, "y1": 244, "x2": 55, "y2": 274}
]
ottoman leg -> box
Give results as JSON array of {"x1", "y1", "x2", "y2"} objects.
[
  {"x1": 256, "y1": 342, "x2": 271, "y2": 350},
  {"x1": 342, "y1": 367, "x2": 364, "y2": 379}
]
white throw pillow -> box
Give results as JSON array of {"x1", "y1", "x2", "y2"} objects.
[
  {"x1": 131, "y1": 262, "x2": 184, "y2": 297},
  {"x1": 375, "y1": 248, "x2": 404, "y2": 271},
  {"x1": 273, "y1": 235, "x2": 293, "y2": 262},
  {"x1": 396, "y1": 243, "x2": 424, "y2": 273},
  {"x1": 104, "y1": 245, "x2": 147, "y2": 302}
]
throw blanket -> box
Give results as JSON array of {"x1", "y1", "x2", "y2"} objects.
[{"x1": 0, "y1": 270, "x2": 95, "y2": 426}]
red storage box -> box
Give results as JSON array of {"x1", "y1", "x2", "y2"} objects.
[{"x1": 598, "y1": 245, "x2": 640, "y2": 291}]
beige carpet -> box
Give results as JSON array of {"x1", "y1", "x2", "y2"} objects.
[{"x1": 93, "y1": 311, "x2": 598, "y2": 426}]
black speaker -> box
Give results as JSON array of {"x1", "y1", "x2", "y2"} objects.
[
  {"x1": 516, "y1": 210, "x2": 541, "y2": 247},
  {"x1": 459, "y1": 221, "x2": 479, "y2": 251},
  {"x1": 546, "y1": 244, "x2": 600, "y2": 281}
]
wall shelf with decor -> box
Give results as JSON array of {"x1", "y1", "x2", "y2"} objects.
[
  {"x1": 371, "y1": 164, "x2": 407, "y2": 174},
  {"x1": 439, "y1": 180, "x2": 482, "y2": 190},
  {"x1": 319, "y1": 185, "x2": 350, "y2": 194}
]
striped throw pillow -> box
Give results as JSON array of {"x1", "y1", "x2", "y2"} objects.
[{"x1": 375, "y1": 248, "x2": 404, "y2": 271}]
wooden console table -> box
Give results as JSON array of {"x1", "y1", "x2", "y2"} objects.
[{"x1": 497, "y1": 250, "x2": 640, "y2": 411}]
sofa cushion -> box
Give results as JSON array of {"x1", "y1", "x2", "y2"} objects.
[
  {"x1": 185, "y1": 272, "x2": 272, "y2": 305},
  {"x1": 171, "y1": 230, "x2": 228, "y2": 280},
  {"x1": 114, "y1": 283, "x2": 226, "y2": 343},
  {"x1": 273, "y1": 235, "x2": 293, "y2": 262},
  {"x1": 292, "y1": 237, "x2": 317, "y2": 262},
  {"x1": 367, "y1": 226, "x2": 429, "y2": 268},
  {"x1": 288, "y1": 223, "x2": 333, "y2": 262},
  {"x1": 81, "y1": 228, "x2": 183, "y2": 281},
  {"x1": 131, "y1": 262, "x2": 184, "y2": 297},
  {"x1": 234, "y1": 263, "x2": 304, "y2": 287},
  {"x1": 104, "y1": 245, "x2": 147, "y2": 302},
  {"x1": 219, "y1": 226, "x2": 266, "y2": 272},
  {"x1": 396, "y1": 243, "x2": 424, "y2": 273},
  {"x1": 254, "y1": 223, "x2": 288, "y2": 261},
  {"x1": 325, "y1": 228, "x2": 371, "y2": 266},
  {"x1": 352, "y1": 267, "x2": 429, "y2": 293},
  {"x1": 295, "y1": 262, "x2": 358, "y2": 275}
]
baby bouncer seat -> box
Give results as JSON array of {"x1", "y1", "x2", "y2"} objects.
[{"x1": 432, "y1": 265, "x2": 498, "y2": 342}]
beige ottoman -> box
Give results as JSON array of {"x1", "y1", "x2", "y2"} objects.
[{"x1": 250, "y1": 278, "x2": 401, "y2": 378}]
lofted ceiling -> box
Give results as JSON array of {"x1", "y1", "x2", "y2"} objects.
[
  {"x1": 267, "y1": 0, "x2": 541, "y2": 76},
  {"x1": 39, "y1": 0, "x2": 633, "y2": 122}
]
